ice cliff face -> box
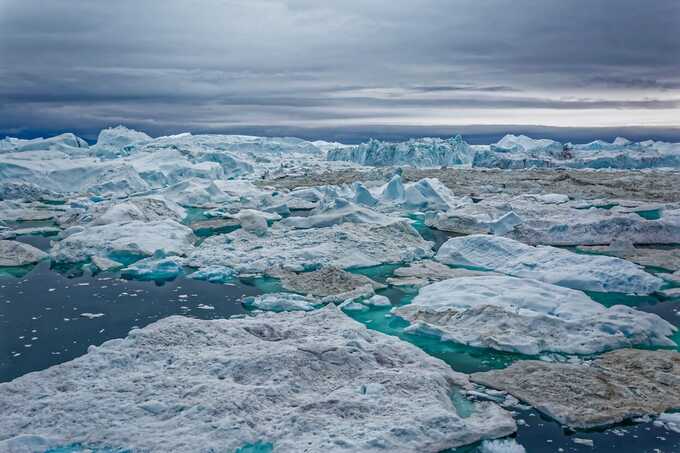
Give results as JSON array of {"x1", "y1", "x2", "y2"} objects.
[
  {"x1": 327, "y1": 135, "x2": 476, "y2": 167},
  {"x1": 328, "y1": 133, "x2": 680, "y2": 170}
]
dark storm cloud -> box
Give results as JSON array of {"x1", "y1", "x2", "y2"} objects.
[{"x1": 0, "y1": 0, "x2": 679, "y2": 138}]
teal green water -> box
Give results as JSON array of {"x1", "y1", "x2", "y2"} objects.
[
  {"x1": 348, "y1": 264, "x2": 402, "y2": 284},
  {"x1": 234, "y1": 442, "x2": 274, "y2": 453},
  {"x1": 347, "y1": 288, "x2": 525, "y2": 374},
  {"x1": 586, "y1": 291, "x2": 660, "y2": 308},
  {"x1": 636, "y1": 209, "x2": 662, "y2": 220}
]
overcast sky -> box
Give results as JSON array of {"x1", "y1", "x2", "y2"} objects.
[{"x1": 1, "y1": 0, "x2": 679, "y2": 140}]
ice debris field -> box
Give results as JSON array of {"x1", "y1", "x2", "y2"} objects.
[{"x1": 1, "y1": 126, "x2": 680, "y2": 452}]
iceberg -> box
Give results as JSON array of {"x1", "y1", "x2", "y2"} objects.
[
  {"x1": 387, "y1": 260, "x2": 494, "y2": 287},
  {"x1": 327, "y1": 135, "x2": 475, "y2": 167},
  {"x1": 280, "y1": 198, "x2": 398, "y2": 229},
  {"x1": 121, "y1": 254, "x2": 184, "y2": 281},
  {"x1": 428, "y1": 196, "x2": 680, "y2": 245},
  {"x1": 187, "y1": 220, "x2": 433, "y2": 274},
  {"x1": 187, "y1": 265, "x2": 236, "y2": 283},
  {"x1": 471, "y1": 349, "x2": 680, "y2": 429},
  {"x1": 474, "y1": 135, "x2": 680, "y2": 170},
  {"x1": 436, "y1": 234, "x2": 663, "y2": 294},
  {"x1": 242, "y1": 293, "x2": 320, "y2": 312},
  {"x1": 51, "y1": 219, "x2": 195, "y2": 264},
  {"x1": 393, "y1": 276, "x2": 676, "y2": 355},
  {"x1": 276, "y1": 266, "x2": 384, "y2": 301},
  {"x1": 0, "y1": 240, "x2": 48, "y2": 266},
  {"x1": 0, "y1": 306, "x2": 516, "y2": 452}
]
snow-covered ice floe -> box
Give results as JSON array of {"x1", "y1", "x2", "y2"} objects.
[
  {"x1": 393, "y1": 276, "x2": 676, "y2": 355},
  {"x1": 0, "y1": 305, "x2": 516, "y2": 452},
  {"x1": 0, "y1": 240, "x2": 48, "y2": 267},
  {"x1": 51, "y1": 219, "x2": 195, "y2": 264},
  {"x1": 427, "y1": 195, "x2": 680, "y2": 246},
  {"x1": 435, "y1": 235, "x2": 663, "y2": 294},
  {"x1": 187, "y1": 220, "x2": 433, "y2": 274}
]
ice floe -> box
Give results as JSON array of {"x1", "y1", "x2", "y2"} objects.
[
  {"x1": 276, "y1": 266, "x2": 384, "y2": 300},
  {"x1": 393, "y1": 276, "x2": 676, "y2": 355},
  {"x1": 436, "y1": 235, "x2": 663, "y2": 294},
  {"x1": 187, "y1": 220, "x2": 433, "y2": 274},
  {"x1": 51, "y1": 219, "x2": 195, "y2": 264},
  {"x1": 471, "y1": 349, "x2": 680, "y2": 429},
  {"x1": 0, "y1": 306, "x2": 516, "y2": 452},
  {"x1": 0, "y1": 240, "x2": 48, "y2": 266}
]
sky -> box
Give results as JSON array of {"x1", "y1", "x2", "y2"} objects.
[{"x1": 1, "y1": 0, "x2": 680, "y2": 142}]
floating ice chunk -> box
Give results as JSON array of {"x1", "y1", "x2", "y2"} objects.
[
  {"x1": 0, "y1": 306, "x2": 519, "y2": 450},
  {"x1": 276, "y1": 266, "x2": 384, "y2": 298},
  {"x1": 121, "y1": 254, "x2": 184, "y2": 281},
  {"x1": 363, "y1": 295, "x2": 392, "y2": 307},
  {"x1": 657, "y1": 413, "x2": 680, "y2": 434},
  {"x1": 91, "y1": 125, "x2": 152, "y2": 157},
  {"x1": 90, "y1": 256, "x2": 124, "y2": 272},
  {"x1": 352, "y1": 182, "x2": 378, "y2": 206},
  {"x1": 51, "y1": 219, "x2": 195, "y2": 264},
  {"x1": 387, "y1": 260, "x2": 494, "y2": 287},
  {"x1": 0, "y1": 240, "x2": 48, "y2": 266},
  {"x1": 404, "y1": 178, "x2": 460, "y2": 211},
  {"x1": 394, "y1": 276, "x2": 676, "y2": 355},
  {"x1": 158, "y1": 179, "x2": 233, "y2": 207},
  {"x1": 80, "y1": 313, "x2": 105, "y2": 319},
  {"x1": 480, "y1": 438, "x2": 527, "y2": 453},
  {"x1": 577, "y1": 243, "x2": 680, "y2": 271},
  {"x1": 339, "y1": 300, "x2": 370, "y2": 312},
  {"x1": 236, "y1": 209, "x2": 269, "y2": 236},
  {"x1": 380, "y1": 175, "x2": 406, "y2": 202},
  {"x1": 471, "y1": 348, "x2": 680, "y2": 429},
  {"x1": 187, "y1": 265, "x2": 236, "y2": 283},
  {"x1": 488, "y1": 211, "x2": 523, "y2": 236},
  {"x1": 1, "y1": 133, "x2": 89, "y2": 154},
  {"x1": 85, "y1": 197, "x2": 187, "y2": 226},
  {"x1": 281, "y1": 199, "x2": 398, "y2": 229},
  {"x1": 243, "y1": 293, "x2": 319, "y2": 312},
  {"x1": 436, "y1": 235, "x2": 663, "y2": 294},
  {"x1": 187, "y1": 220, "x2": 433, "y2": 274}
]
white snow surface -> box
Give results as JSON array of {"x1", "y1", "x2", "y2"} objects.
[
  {"x1": 436, "y1": 235, "x2": 663, "y2": 294},
  {"x1": 0, "y1": 306, "x2": 516, "y2": 453},
  {"x1": 428, "y1": 195, "x2": 680, "y2": 246},
  {"x1": 51, "y1": 219, "x2": 195, "y2": 263},
  {"x1": 187, "y1": 220, "x2": 433, "y2": 274},
  {"x1": 394, "y1": 276, "x2": 676, "y2": 355}
]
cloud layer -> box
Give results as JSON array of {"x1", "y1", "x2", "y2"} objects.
[{"x1": 1, "y1": 0, "x2": 679, "y2": 139}]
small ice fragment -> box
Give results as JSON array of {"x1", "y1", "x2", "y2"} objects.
[{"x1": 80, "y1": 313, "x2": 105, "y2": 319}]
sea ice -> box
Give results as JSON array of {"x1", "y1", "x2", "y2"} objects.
[
  {"x1": 471, "y1": 349, "x2": 680, "y2": 429},
  {"x1": 0, "y1": 306, "x2": 516, "y2": 452},
  {"x1": 0, "y1": 240, "x2": 48, "y2": 266},
  {"x1": 51, "y1": 219, "x2": 195, "y2": 264},
  {"x1": 187, "y1": 265, "x2": 236, "y2": 283},
  {"x1": 393, "y1": 276, "x2": 676, "y2": 355},
  {"x1": 187, "y1": 220, "x2": 433, "y2": 274},
  {"x1": 436, "y1": 235, "x2": 663, "y2": 294},
  {"x1": 121, "y1": 254, "x2": 184, "y2": 281}
]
